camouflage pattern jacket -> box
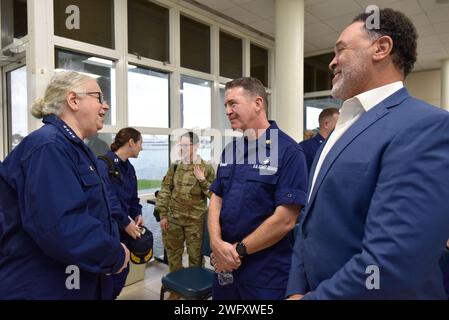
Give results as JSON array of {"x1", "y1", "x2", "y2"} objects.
[{"x1": 155, "y1": 157, "x2": 215, "y2": 225}]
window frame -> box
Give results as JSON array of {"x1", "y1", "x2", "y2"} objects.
[{"x1": 1, "y1": 0, "x2": 275, "y2": 185}]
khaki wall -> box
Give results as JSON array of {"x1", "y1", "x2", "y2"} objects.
[{"x1": 405, "y1": 69, "x2": 441, "y2": 108}]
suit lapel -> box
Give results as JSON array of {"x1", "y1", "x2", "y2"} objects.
[
  {"x1": 307, "y1": 138, "x2": 328, "y2": 193},
  {"x1": 303, "y1": 88, "x2": 411, "y2": 217}
]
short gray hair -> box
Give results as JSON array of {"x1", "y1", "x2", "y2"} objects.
[
  {"x1": 31, "y1": 71, "x2": 94, "y2": 119},
  {"x1": 225, "y1": 77, "x2": 268, "y2": 110}
]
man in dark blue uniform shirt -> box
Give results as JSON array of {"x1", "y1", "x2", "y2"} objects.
[
  {"x1": 0, "y1": 71, "x2": 129, "y2": 299},
  {"x1": 208, "y1": 77, "x2": 308, "y2": 299},
  {"x1": 299, "y1": 108, "x2": 339, "y2": 173}
]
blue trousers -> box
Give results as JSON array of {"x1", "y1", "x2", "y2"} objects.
[
  {"x1": 111, "y1": 264, "x2": 130, "y2": 299},
  {"x1": 212, "y1": 273, "x2": 285, "y2": 300}
]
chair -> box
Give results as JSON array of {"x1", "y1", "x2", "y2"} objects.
[{"x1": 160, "y1": 214, "x2": 214, "y2": 300}]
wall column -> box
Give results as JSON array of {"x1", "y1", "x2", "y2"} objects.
[
  {"x1": 27, "y1": 0, "x2": 54, "y2": 132},
  {"x1": 274, "y1": 0, "x2": 304, "y2": 141}
]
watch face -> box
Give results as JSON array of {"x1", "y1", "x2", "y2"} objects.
[{"x1": 237, "y1": 242, "x2": 246, "y2": 256}]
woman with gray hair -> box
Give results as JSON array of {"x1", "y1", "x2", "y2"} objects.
[{"x1": 0, "y1": 71, "x2": 129, "y2": 300}]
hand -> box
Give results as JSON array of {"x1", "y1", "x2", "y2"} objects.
[
  {"x1": 210, "y1": 252, "x2": 224, "y2": 272},
  {"x1": 210, "y1": 252, "x2": 218, "y2": 271},
  {"x1": 125, "y1": 220, "x2": 142, "y2": 240},
  {"x1": 160, "y1": 218, "x2": 169, "y2": 233},
  {"x1": 286, "y1": 294, "x2": 305, "y2": 300},
  {"x1": 134, "y1": 214, "x2": 144, "y2": 227},
  {"x1": 211, "y1": 241, "x2": 241, "y2": 272},
  {"x1": 210, "y1": 252, "x2": 232, "y2": 273},
  {"x1": 193, "y1": 165, "x2": 206, "y2": 181},
  {"x1": 116, "y1": 243, "x2": 130, "y2": 274}
]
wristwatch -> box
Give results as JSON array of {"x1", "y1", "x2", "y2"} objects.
[{"x1": 236, "y1": 241, "x2": 248, "y2": 257}]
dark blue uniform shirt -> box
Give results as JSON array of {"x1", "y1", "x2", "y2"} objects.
[
  {"x1": 210, "y1": 121, "x2": 308, "y2": 289},
  {"x1": 97, "y1": 150, "x2": 142, "y2": 231},
  {"x1": 0, "y1": 115, "x2": 124, "y2": 299},
  {"x1": 299, "y1": 132, "x2": 324, "y2": 173}
]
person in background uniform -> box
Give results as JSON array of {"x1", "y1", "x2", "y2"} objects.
[
  {"x1": 155, "y1": 131, "x2": 215, "y2": 300},
  {"x1": 0, "y1": 71, "x2": 129, "y2": 300},
  {"x1": 97, "y1": 127, "x2": 144, "y2": 299},
  {"x1": 303, "y1": 130, "x2": 314, "y2": 140},
  {"x1": 287, "y1": 9, "x2": 449, "y2": 300},
  {"x1": 300, "y1": 108, "x2": 339, "y2": 173},
  {"x1": 209, "y1": 77, "x2": 308, "y2": 300}
]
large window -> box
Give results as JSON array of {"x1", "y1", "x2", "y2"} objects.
[
  {"x1": 180, "y1": 75, "x2": 211, "y2": 129},
  {"x1": 304, "y1": 53, "x2": 334, "y2": 93},
  {"x1": 6, "y1": 65, "x2": 27, "y2": 151},
  {"x1": 2, "y1": 1, "x2": 274, "y2": 163},
  {"x1": 128, "y1": 0, "x2": 169, "y2": 62},
  {"x1": 1, "y1": 0, "x2": 27, "y2": 48},
  {"x1": 128, "y1": 65, "x2": 169, "y2": 128},
  {"x1": 55, "y1": 49, "x2": 117, "y2": 126},
  {"x1": 129, "y1": 135, "x2": 169, "y2": 194},
  {"x1": 94, "y1": 133, "x2": 169, "y2": 194},
  {"x1": 53, "y1": 0, "x2": 114, "y2": 49},
  {"x1": 198, "y1": 136, "x2": 212, "y2": 162},
  {"x1": 220, "y1": 31, "x2": 242, "y2": 80},
  {"x1": 218, "y1": 86, "x2": 231, "y2": 131},
  {"x1": 250, "y1": 44, "x2": 269, "y2": 87},
  {"x1": 180, "y1": 15, "x2": 210, "y2": 73}
]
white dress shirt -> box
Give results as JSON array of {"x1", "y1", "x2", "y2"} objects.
[{"x1": 309, "y1": 81, "x2": 404, "y2": 200}]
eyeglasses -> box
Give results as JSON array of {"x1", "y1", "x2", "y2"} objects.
[
  {"x1": 178, "y1": 143, "x2": 193, "y2": 148},
  {"x1": 76, "y1": 92, "x2": 105, "y2": 104}
]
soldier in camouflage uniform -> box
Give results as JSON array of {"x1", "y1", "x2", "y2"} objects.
[{"x1": 156, "y1": 132, "x2": 215, "y2": 282}]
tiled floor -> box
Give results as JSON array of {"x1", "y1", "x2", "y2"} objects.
[
  {"x1": 117, "y1": 255, "x2": 212, "y2": 300},
  {"x1": 117, "y1": 260, "x2": 168, "y2": 300}
]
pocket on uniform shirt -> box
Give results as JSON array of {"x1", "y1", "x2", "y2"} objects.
[
  {"x1": 78, "y1": 165, "x2": 109, "y2": 223},
  {"x1": 217, "y1": 167, "x2": 232, "y2": 191},
  {"x1": 79, "y1": 165, "x2": 102, "y2": 186},
  {"x1": 245, "y1": 170, "x2": 278, "y2": 202},
  {"x1": 246, "y1": 170, "x2": 278, "y2": 184}
]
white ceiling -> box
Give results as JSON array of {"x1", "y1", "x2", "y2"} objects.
[{"x1": 192, "y1": 0, "x2": 449, "y2": 71}]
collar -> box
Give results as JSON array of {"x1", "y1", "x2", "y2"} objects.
[
  {"x1": 248, "y1": 120, "x2": 278, "y2": 145},
  {"x1": 336, "y1": 82, "x2": 403, "y2": 128},
  {"x1": 107, "y1": 150, "x2": 123, "y2": 165},
  {"x1": 43, "y1": 115, "x2": 84, "y2": 144},
  {"x1": 181, "y1": 155, "x2": 206, "y2": 167},
  {"x1": 315, "y1": 132, "x2": 324, "y2": 143},
  {"x1": 354, "y1": 81, "x2": 404, "y2": 113}
]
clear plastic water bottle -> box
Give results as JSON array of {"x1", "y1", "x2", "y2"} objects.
[{"x1": 217, "y1": 271, "x2": 234, "y2": 286}]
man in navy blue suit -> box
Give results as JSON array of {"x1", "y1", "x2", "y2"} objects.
[
  {"x1": 287, "y1": 8, "x2": 449, "y2": 299},
  {"x1": 300, "y1": 108, "x2": 339, "y2": 173}
]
